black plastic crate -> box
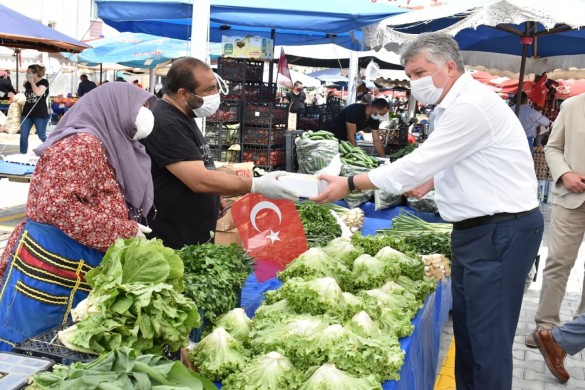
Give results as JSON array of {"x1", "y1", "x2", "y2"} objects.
[
  {"x1": 12, "y1": 323, "x2": 97, "y2": 364},
  {"x1": 286, "y1": 130, "x2": 304, "y2": 172},
  {"x1": 242, "y1": 146, "x2": 286, "y2": 169},
  {"x1": 384, "y1": 124, "x2": 409, "y2": 148},
  {"x1": 208, "y1": 100, "x2": 241, "y2": 122},
  {"x1": 242, "y1": 124, "x2": 286, "y2": 146},
  {"x1": 217, "y1": 57, "x2": 264, "y2": 83},
  {"x1": 204, "y1": 121, "x2": 240, "y2": 147},
  {"x1": 243, "y1": 102, "x2": 288, "y2": 126}
]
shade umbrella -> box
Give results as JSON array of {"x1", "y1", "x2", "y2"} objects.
[
  {"x1": 64, "y1": 32, "x2": 190, "y2": 69},
  {"x1": 555, "y1": 79, "x2": 585, "y2": 99},
  {"x1": 0, "y1": 3, "x2": 89, "y2": 89},
  {"x1": 364, "y1": 0, "x2": 585, "y2": 112}
]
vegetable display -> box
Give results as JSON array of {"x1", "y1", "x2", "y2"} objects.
[
  {"x1": 295, "y1": 132, "x2": 339, "y2": 174},
  {"x1": 178, "y1": 243, "x2": 254, "y2": 324},
  {"x1": 57, "y1": 238, "x2": 199, "y2": 355},
  {"x1": 28, "y1": 347, "x2": 217, "y2": 390},
  {"x1": 298, "y1": 363, "x2": 382, "y2": 390}
]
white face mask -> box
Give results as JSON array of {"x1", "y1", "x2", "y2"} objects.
[
  {"x1": 410, "y1": 67, "x2": 448, "y2": 105},
  {"x1": 191, "y1": 93, "x2": 221, "y2": 118},
  {"x1": 371, "y1": 113, "x2": 386, "y2": 121},
  {"x1": 133, "y1": 106, "x2": 154, "y2": 140}
]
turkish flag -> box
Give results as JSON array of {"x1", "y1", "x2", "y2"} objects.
[
  {"x1": 529, "y1": 73, "x2": 548, "y2": 109},
  {"x1": 276, "y1": 47, "x2": 294, "y2": 89},
  {"x1": 231, "y1": 194, "x2": 307, "y2": 282}
]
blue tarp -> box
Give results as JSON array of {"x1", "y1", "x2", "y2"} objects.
[
  {"x1": 0, "y1": 161, "x2": 35, "y2": 176},
  {"x1": 95, "y1": 0, "x2": 408, "y2": 49}
]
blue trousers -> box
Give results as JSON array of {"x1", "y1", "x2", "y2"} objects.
[
  {"x1": 20, "y1": 116, "x2": 49, "y2": 154},
  {"x1": 553, "y1": 313, "x2": 585, "y2": 356},
  {"x1": 451, "y1": 209, "x2": 543, "y2": 390}
]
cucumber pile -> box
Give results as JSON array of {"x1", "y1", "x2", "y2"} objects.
[
  {"x1": 339, "y1": 140, "x2": 379, "y2": 169},
  {"x1": 300, "y1": 130, "x2": 337, "y2": 141}
]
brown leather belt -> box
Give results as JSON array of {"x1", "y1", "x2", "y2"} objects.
[{"x1": 452, "y1": 207, "x2": 538, "y2": 230}]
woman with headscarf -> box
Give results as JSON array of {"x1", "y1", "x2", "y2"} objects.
[{"x1": 0, "y1": 82, "x2": 157, "y2": 351}]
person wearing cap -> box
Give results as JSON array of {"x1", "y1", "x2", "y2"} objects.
[
  {"x1": 0, "y1": 71, "x2": 16, "y2": 100},
  {"x1": 115, "y1": 71, "x2": 126, "y2": 82}
]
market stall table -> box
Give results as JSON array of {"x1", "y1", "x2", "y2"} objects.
[
  {"x1": 0, "y1": 161, "x2": 34, "y2": 182},
  {"x1": 235, "y1": 273, "x2": 452, "y2": 390}
]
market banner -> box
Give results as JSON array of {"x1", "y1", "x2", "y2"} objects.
[{"x1": 231, "y1": 194, "x2": 307, "y2": 281}]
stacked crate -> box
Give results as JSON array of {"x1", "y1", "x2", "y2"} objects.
[{"x1": 205, "y1": 100, "x2": 241, "y2": 163}]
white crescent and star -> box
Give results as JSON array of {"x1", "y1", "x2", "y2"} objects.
[{"x1": 249, "y1": 201, "x2": 282, "y2": 244}]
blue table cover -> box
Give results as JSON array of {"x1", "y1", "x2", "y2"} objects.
[{"x1": 0, "y1": 161, "x2": 35, "y2": 176}]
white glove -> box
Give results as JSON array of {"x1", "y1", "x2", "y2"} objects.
[
  {"x1": 136, "y1": 223, "x2": 152, "y2": 238},
  {"x1": 251, "y1": 171, "x2": 299, "y2": 201}
]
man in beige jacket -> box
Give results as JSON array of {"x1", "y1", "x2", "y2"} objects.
[{"x1": 527, "y1": 93, "x2": 585, "y2": 347}]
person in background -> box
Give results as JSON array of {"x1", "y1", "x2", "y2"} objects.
[
  {"x1": 20, "y1": 64, "x2": 50, "y2": 154},
  {"x1": 311, "y1": 32, "x2": 543, "y2": 390},
  {"x1": 511, "y1": 91, "x2": 551, "y2": 156},
  {"x1": 284, "y1": 81, "x2": 306, "y2": 113},
  {"x1": 533, "y1": 312, "x2": 585, "y2": 384},
  {"x1": 115, "y1": 71, "x2": 126, "y2": 82},
  {"x1": 77, "y1": 74, "x2": 97, "y2": 97},
  {"x1": 0, "y1": 71, "x2": 16, "y2": 100},
  {"x1": 327, "y1": 98, "x2": 389, "y2": 157},
  {"x1": 133, "y1": 79, "x2": 144, "y2": 89},
  {"x1": 0, "y1": 82, "x2": 157, "y2": 351},
  {"x1": 141, "y1": 57, "x2": 298, "y2": 250},
  {"x1": 526, "y1": 92, "x2": 585, "y2": 350}
]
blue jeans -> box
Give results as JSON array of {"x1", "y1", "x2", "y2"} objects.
[
  {"x1": 451, "y1": 209, "x2": 544, "y2": 389},
  {"x1": 20, "y1": 117, "x2": 49, "y2": 154}
]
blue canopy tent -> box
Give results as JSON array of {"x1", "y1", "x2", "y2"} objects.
[
  {"x1": 94, "y1": 0, "x2": 407, "y2": 102},
  {"x1": 0, "y1": 3, "x2": 89, "y2": 90},
  {"x1": 95, "y1": 0, "x2": 407, "y2": 49},
  {"x1": 364, "y1": 0, "x2": 585, "y2": 111}
]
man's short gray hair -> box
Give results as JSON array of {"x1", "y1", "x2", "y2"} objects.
[{"x1": 400, "y1": 32, "x2": 465, "y2": 72}]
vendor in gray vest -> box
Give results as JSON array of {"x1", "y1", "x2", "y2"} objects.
[{"x1": 327, "y1": 98, "x2": 389, "y2": 157}]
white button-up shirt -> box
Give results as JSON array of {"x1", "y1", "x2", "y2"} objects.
[{"x1": 368, "y1": 72, "x2": 539, "y2": 222}]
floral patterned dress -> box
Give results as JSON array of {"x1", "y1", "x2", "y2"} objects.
[{"x1": 0, "y1": 133, "x2": 138, "y2": 280}]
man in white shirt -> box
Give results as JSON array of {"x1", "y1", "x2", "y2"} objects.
[
  {"x1": 311, "y1": 32, "x2": 543, "y2": 390},
  {"x1": 511, "y1": 92, "x2": 551, "y2": 156}
]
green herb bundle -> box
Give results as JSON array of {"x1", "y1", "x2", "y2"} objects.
[
  {"x1": 178, "y1": 243, "x2": 254, "y2": 325},
  {"x1": 296, "y1": 201, "x2": 342, "y2": 247}
]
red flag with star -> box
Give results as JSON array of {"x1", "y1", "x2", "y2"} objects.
[
  {"x1": 276, "y1": 47, "x2": 294, "y2": 89},
  {"x1": 529, "y1": 73, "x2": 548, "y2": 109},
  {"x1": 231, "y1": 194, "x2": 307, "y2": 282}
]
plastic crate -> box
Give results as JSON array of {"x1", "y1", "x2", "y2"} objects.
[
  {"x1": 243, "y1": 102, "x2": 288, "y2": 126},
  {"x1": 286, "y1": 130, "x2": 304, "y2": 172},
  {"x1": 0, "y1": 352, "x2": 54, "y2": 390},
  {"x1": 204, "y1": 122, "x2": 240, "y2": 147},
  {"x1": 242, "y1": 146, "x2": 286, "y2": 169},
  {"x1": 385, "y1": 125, "x2": 409, "y2": 148},
  {"x1": 12, "y1": 323, "x2": 97, "y2": 364},
  {"x1": 217, "y1": 57, "x2": 264, "y2": 82},
  {"x1": 242, "y1": 125, "x2": 286, "y2": 146},
  {"x1": 208, "y1": 100, "x2": 241, "y2": 122}
]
